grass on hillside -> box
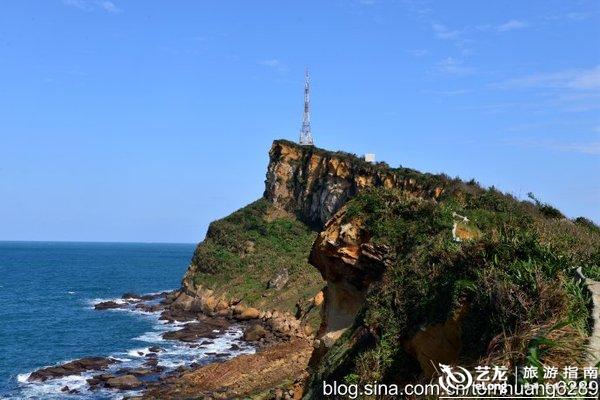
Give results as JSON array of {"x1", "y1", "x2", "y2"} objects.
[
  {"x1": 308, "y1": 186, "x2": 599, "y2": 392},
  {"x1": 190, "y1": 198, "x2": 323, "y2": 326}
]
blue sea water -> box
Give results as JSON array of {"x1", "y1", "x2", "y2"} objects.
[{"x1": 0, "y1": 241, "x2": 254, "y2": 399}]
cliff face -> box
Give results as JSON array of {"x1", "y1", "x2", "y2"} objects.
[
  {"x1": 178, "y1": 139, "x2": 598, "y2": 399},
  {"x1": 264, "y1": 139, "x2": 444, "y2": 229}
]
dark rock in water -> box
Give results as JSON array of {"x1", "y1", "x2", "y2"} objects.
[
  {"x1": 69, "y1": 389, "x2": 79, "y2": 394},
  {"x1": 162, "y1": 317, "x2": 230, "y2": 342},
  {"x1": 159, "y1": 307, "x2": 196, "y2": 323},
  {"x1": 122, "y1": 292, "x2": 141, "y2": 299},
  {"x1": 145, "y1": 352, "x2": 158, "y2": 358},
  {"x1": 135, "y1": 303, "x2": 163, "y2": 313},
  {"x1": 94, "y1": 301, "x2": 125, "y2": 310},
  {"x1": 140, "y1": 292, "x2": 168, "y2": 301},
  {"x1": 148, "y1": 346, "x2": 163, "y2": 353},
  {"x1": 128, "y1": 368, "x2": 154, "y2": 376},
  {"x1": 106, "y1": 374, "x2": 143, "y2": 390},
  {"x1": 28, "y1": 357, "x2": 119, "y2": 382},
  {"x1": 94, "y1": 373, "x2": 116, "y2": 381},
  {"x1": 61, "y1": 386, "x2": 69, "y2": 392},
  {"x1": 144, "y1": 358, "x2": 159, "y2": 368},
  {"x1": 229, "y1": 343, "x2": 241, "y2": 351},
  {"x1": 153, "y1": 365, "x2": 166, "y2": 373},
  {"x1": 86, "y1": 378, "x2": 101, "y2": 388},
  {"x1": 243, "y1": 324, "x2": 267, "y2": 342}
]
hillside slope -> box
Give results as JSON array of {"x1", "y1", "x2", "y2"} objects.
[{"x1": 177, "y1": 139, "x2": 599, "y2": 399}]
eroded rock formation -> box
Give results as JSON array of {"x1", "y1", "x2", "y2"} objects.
[{"x1": 264, "y1": 139, "x2": 444, "y2": 229}]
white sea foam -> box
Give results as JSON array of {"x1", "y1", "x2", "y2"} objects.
[
  {"x1": 134, "y1": 330, "x2": 165, "y2": 343},
  {"x1": 86, "y1": 297, "x2": 128, "y2": 308},
  {"x1": 126, "y1": 347, "x2": 150, "y2": 357},
  {"x1": 14, "y1": 290, "x2": 256, "y2": 399}
]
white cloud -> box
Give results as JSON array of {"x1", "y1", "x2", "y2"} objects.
[
  {"x1": 512, "y1": 140, "x2": 600, "y2": 155},
  {"x1": 436, "y1": 57, "x2": 474, "y2": 76},
  {"x1": 431, "y1": 23, "x2": 461, "y2": 40},
  {"x1": 97, "y1": 1, "x2": 119, "y2": 13},
  {"x1": 63, "y1": 0, "x2": 121, "y2": 13},
  {"x1": 407, "y1": 49, "x2": 429, "y2": 57},
  {"x1": 496, "y1": 19, "x2": 528, "y2": 32},
  {"x1": 496, "y1": 66, "x2": 600, "y2": 90},
  {"x1": 259, "y1": 59, "x2": 289, "y2": 75}
]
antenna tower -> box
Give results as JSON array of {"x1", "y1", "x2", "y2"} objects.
[{"x1": 299, "y1": 69, "x2": 314, "y2": 145}]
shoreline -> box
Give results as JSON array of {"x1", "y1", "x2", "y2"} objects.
[
  {"x1": 14, "y1": 290, "x2": 259, "y2": 399},
  {"x1": 14, "y1": 289, "x2": 312, "y2": 399}
]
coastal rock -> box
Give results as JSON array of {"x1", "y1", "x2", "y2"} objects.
[
  {"x1": 94, "y1": 301, "x2": 125, "y2": 310},
  {"x1": 238, "y1": 307, "x2": 260, "y2": 320},
  {"x1": 141, "y1": 339, "x2": 312, "y2": 399},
  {"x1": 162, "y1": 317, "x2": 230, "y2": 342},
  {"x1": 243, "y1": 324, "x2": 267, "y2": 341},
  {"x1": 134, "y1": 303, "x2": 163, "y2": 313},
  {"x1": 28, "y1": 357, "x2": 119, "y2": 382},
  {"x1": 106, "y1": 375, "x2": 143, "y2": 390}
]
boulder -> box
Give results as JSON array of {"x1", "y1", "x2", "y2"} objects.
[
  {"x1": 313, "y1": 291, "x2": 324, "y2": 307},
  {"x1": 232, "y1": 304, "x2": 246, "y2": 315},
  {"x1": 268, "y1": 269, "x2": 289, "y2": 290},
  {"x1": 163, "y1": 318, "x2": 230, "y2": 342},
  {"x1": 238, "y1": 307, "x2": 260, "y2": 320},
  {"x1": 106, "y1": 375, "x2": 143, "y2": 390},
  {"x1": 243, "y1": 324, "x2": 267, "y2": 341}
]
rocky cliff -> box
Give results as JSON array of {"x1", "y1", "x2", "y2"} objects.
[
  {"x1": 176, "y1": 139, "x2": 599, "y2": 399},
  {"x1": 264, "y1": 139, "x2": 448, "y2": 229}
]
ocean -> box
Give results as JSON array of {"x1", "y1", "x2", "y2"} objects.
[{"x1": 0, "y1": 241, "x2": 253, "y2": 399}]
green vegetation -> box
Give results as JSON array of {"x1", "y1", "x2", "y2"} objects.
[
  {"x1": 309, "y1": 186, "x2": 599, "y2": 392},
  {"x1": 190, "y1": 198, "x2": 323, "y2": 326}
]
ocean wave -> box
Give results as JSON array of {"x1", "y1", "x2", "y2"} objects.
[{"x1": 14, "y1": 291, "x2": 255, "y2": 399}]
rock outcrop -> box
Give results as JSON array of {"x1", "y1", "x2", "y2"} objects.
[
  {"x1": 308, "y1": 210, "x2": 390, "y2": 345},
  {"x1": 264, "y1": 139, "x2": 445, "y2": 229},
  {"x1": 28, "y1": 357, "x2": 119, "y2": 382}
]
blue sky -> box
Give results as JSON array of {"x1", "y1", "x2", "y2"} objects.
[{"x1": 0, "y1": 0, "x2": 598, "y2": 243}]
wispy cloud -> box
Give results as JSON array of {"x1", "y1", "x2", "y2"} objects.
[
  {"x1": 259, "y1": 59, "x2": 289, "y2": 75},
  {"x1": 496, "y1": 19, "x2": 528, "y2": 32},
  {"x1": 495, "y1": 66, "x2": 600, "y2": 90},
  {"x1": 476, "y1": 19, "x2": 529, "y2": 33},
  {"x1": 407, "y1": 49, "x2": 429, "y2": 57},
  {"x1": 431, "y1": 23, "x2": 462, "y2": 40},
  {"x1": 421, "y1": 88, "x2": 472, "y2": 96},
  {"x1": 436, "y1": 57, "x2": 474, "y2": 76},
  {"x1": 509, "y1": 140, "x2": 600, "y2": 155},
  {"x1": 63, "y1": 0, "x2": 121, "y2": 13}
]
